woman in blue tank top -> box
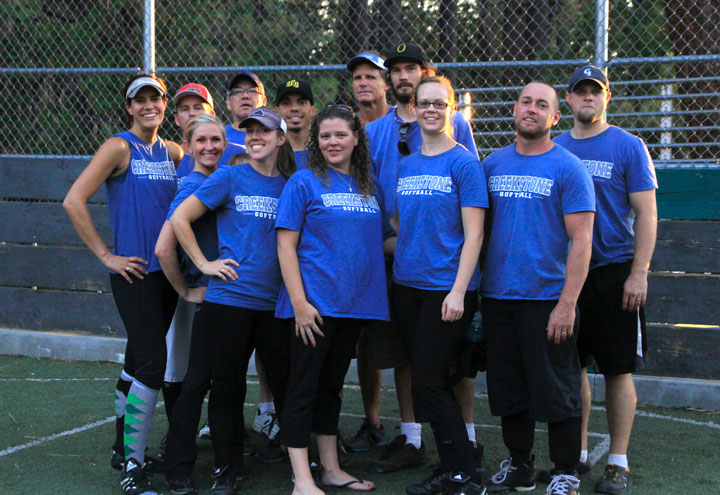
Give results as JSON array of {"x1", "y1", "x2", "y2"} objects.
[
  {"x1": 169, "y1": 108, "x2": 296, "y2": 494},
  {"x1": 392, "y1": 76, "x2": 488, "y2": 495},
  {"x1": 64, "y1": 74, "x2": 183, "y2": 495}
]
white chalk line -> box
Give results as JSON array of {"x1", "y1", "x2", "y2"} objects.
[
  {"x1": 0, "y1": 377, "x2": 115, "y2": 382},
  {"x1": 591, "y1": 405, "x2": 720, "y2": 430},
  {"x1": 0, "y1": 378, "x2": 714, "y2": 461}
]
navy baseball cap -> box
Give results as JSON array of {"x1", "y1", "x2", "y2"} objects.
[
  {"x1": 384, "y1": 43, "x2": 429, "y2": 68},
  {"x1": 275, "y1": 79, "x2": 314, "y2": 105},
  {"x1": 238, "y1": 108, "x2": 288, "y2": 133},
  {"x1": 568, "y1": 65, "x2": 609, "y2": 92},
  {"x1": 226, "y1": 70, "x2": 265, "y2": 93},
  {"x1": 347, "y1": 52, "x2": 386, "y2": 72}
]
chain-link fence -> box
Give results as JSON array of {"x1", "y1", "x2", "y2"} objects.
[{"x1": 1, "y1": 0, "x2": 718, "y2": 167}]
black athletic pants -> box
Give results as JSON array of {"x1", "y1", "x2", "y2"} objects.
[
  {"x1": 392, "y1": 283, "x2": 477, "y2": 475},
  {"x1": 281, "y1": 317, "x2": 363, "y2": 448},
  {"x1": 110, "y1": 270, "x2": 177, "y2": 390},
  {"x1": 163, "y1": 306, "x2": 212, "y2": 478},
  {"x1": 204, "y1": 302, "x2": 290, "y2": 468}
]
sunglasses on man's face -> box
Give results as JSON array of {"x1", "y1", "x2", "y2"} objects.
[{"x1": 397, "y1": 122, "x2": 412, "y2": 156}]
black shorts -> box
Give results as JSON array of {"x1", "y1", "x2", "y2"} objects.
[
  {"x1": 577, "y1": 261, "x2": 647, "y2": 375},
  {"x1": 358, "y1": 258, "x2": 409, "y2": 370},
  {"x1": 483, "y1": 298, "x2": 582, "y2": 423}
]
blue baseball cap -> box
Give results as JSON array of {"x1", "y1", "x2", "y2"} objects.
[
  {"x1": 568, "y1": 65, "x2": 609, "y2": 92},
  {"x1": 347, "y1": 52, "x2": 386, "y2": 72},
  {"x1": 238, "y1": 108, "x2": 288, "y2": 133}
]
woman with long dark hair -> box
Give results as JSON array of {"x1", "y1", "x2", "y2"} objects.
[
  {"x1": 392, "y1": 76, "x2": 488, "y2": 495},
  {"x1": 170, "y1": 107, "x2": 295, "y2": 495},
  {"x1": 64, "y1": 73, "x2": 182, "y2": 495},
  {"x1": 276, "y1": 105, "x2": 395, "y2": 494}
]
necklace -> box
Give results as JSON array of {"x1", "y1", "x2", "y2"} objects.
[{"x1": 331, "y1": 168, "x2": 353, "y2": 192}]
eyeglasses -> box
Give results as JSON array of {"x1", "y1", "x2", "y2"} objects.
[
  {"x1": 415, "y1": 100, "x2": 449, "y2": 109},
  {"x1": 227, "y1": 87, "x2": 261, "y2": 97},
  {"x1": 397, "y1": 122, "x2": 411, "y2": 156}
]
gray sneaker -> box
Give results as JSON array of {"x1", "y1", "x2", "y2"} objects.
[{"x1": 595, "y1": 464, "x2": 631, "y2": 495}]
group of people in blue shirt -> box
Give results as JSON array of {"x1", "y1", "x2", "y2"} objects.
[{"x1": 63, "y1": 40, "x2": 657, "y2": 495}]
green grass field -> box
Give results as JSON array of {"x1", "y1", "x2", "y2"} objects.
[{"x1": 1, "y1": 355, "x2": 719, "y2": 494}]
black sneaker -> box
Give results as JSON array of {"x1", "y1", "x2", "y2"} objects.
[
  {"x1": 485, "y1": 457, "x2": 536, "y2": 493},
  {"x1": 111, "y1": 450, "x2": 125, "y2": 470},
  {"x1": 210, "y1": 465, "x2": 236, "y2": 495},
  {"x1": 121, "y1": 458, "x2": 160, "y2": 495},
  {"x1": 371, "y1": 434, "x2": 428, "y2": 473},
  {"x1": 538, "y1": 461, "x2": 591, "y2": 484},
  {"x1": 547, "y1": 473, "x2": 580, "y2": 495},
  {"x1": 166, "y1": 472, "x2": 198, "y2": 495},
  {"x1": 253, "y1": 438, "x2": 288, "y2": 464},
  {"x1": 406, "y1": 470, "x2": 470, "y2": 495},
  {"x1": 595, "y1": 464, "x2": 631, "y2": 495},
  {"x1": 345, "y1": 418, "x2": 387, "y2": 452},
  {"x1": 143, "y1": 455, "x2": 165, "y2": 474},
  {"x1": 454, "y1": 481, "x2": 488, "y2": 495}
]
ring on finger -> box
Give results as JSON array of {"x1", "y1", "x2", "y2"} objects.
[{"x1": 125, "y1": 267, "x2": 131, "y2": 272}]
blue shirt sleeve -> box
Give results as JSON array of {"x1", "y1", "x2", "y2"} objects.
[
  {"x1": 454, "y1": 157, "x2": 489, "y2": 208},
  {"x1": 625, "y1": 137, "x2": 658, "y2": 193},
  {"x1": 166, "y1": 179, "x2": 197, "y2": 220},
  {"x1": 275, "y1": 174, "x2": 308, "y2": 232},
  {"x1": 560, "y1": 163, "x2": 596, "y2": 215},
  {"x1": 193, "y1": 166, "x2": 232, "y2": 211},
  {"x1": 452, "y1": 112, "x2": 478, "y2": 159}
]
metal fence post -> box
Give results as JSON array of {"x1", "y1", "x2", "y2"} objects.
[
  {"x1": 594, "y1": 0, "x2": 609, "y2": 69},
  {"x1": 143, "y1": 0, "x2": 156, "y2": 74}
]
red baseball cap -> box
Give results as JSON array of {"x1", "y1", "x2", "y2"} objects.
[{"x1": 173, "y1": 83, "x2": 215, "y2": 110}]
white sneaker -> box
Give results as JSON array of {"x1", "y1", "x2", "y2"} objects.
[
  {"x1": 198, "y1": 420, "x2": 211, "y2": 440},
  {"x1": 252, "y1": 409, "x2": 280, "y2": 440},
  {"x1": 547, "y1": 473, "x2": 580, "y2": 495}
]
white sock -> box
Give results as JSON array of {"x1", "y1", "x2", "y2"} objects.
[
  {"x1": 400, "y1": 422, "x2": 422, "y2": 449},
  {"x1": 259, "y1": 401, "x2": 275, "y2": 415},
  {"x1": 607, "y1": 453, "x2": 628, "y2": 469},
  {"x1": 465, "y1": 423, "x2": 477, "y2": 446},
  {"x1": 579, "y1": 450, "x2": 588, "y2": 463}
]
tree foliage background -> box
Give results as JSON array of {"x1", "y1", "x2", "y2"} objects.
[{"x1": 1, "y1": 0, "x2": 717, "y2": 160}]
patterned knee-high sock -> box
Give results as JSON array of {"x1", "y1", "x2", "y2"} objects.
[
  {"x1": 113, "y1": 370, "x2": 133, "y2": 454},
  {"x1": 124, "y1": 380, "x2": 159, "y2": 465}
]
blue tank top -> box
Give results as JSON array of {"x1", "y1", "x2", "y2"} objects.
[{"x1": 105, "y1": 131, "x2": 178, "y2": 273}]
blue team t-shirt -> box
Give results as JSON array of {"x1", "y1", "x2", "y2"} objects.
[
  {"x1": 224, "y1": 124, "x2": 246, "y2": 147},
  {"x1": 192, "y1": 163, "x2": 287, "y2": 310},
  {"x1": 365, "y1": 107, "x2": 478, "y2": 216},
  {"x1": 294, "y1": 149, "x2": 308, "y2": 170},
  {"x1": 105, "y1": 131, "x2": 177, "y2": 273},
  {"x1": 166, "y1": 171, "x2": 219, "y2": 288},
  {"x1": 554, "y1": 126, "x2": 657, "y2": 269},
  {"x1": 176, "y1": 142, "x2": 247, "y2": 180},
  {"x1": 480, "y1": 144, "x2": 596, "y2": 300},
  {"x1": 393, "y1": 145, "x2": 489, "y2": 291},
  {"x1": 274, "y1": 168, "x2": 391, "y2": 321}
]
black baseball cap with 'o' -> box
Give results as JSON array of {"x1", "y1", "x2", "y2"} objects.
[
  {"x1": 275, "y1": 79, "x2": 314, "y2": 105},
  {"x1": 568, "y1": 65, "x2": 609, "y2": 92},
  {"x1": 384, "y1": 43, "x2": 429, "y2": 68}
]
